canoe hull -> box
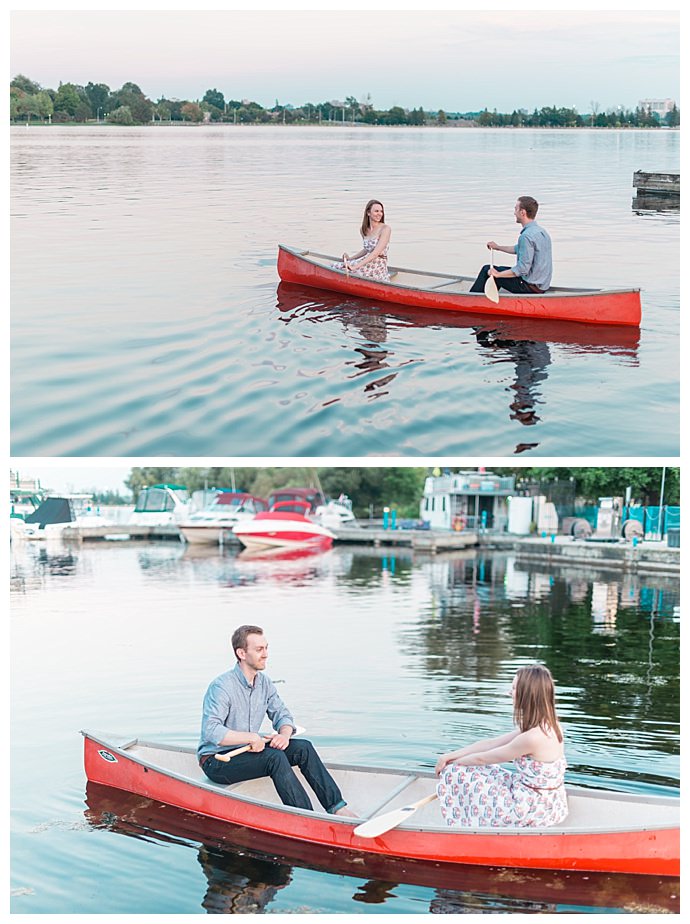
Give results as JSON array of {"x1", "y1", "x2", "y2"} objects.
[
  {"x1": 83, "y1": 734, "x2": 678, "y2": 877},
  {"x1": 277, "y1": 246, "x2": 642, "y2": 327}
]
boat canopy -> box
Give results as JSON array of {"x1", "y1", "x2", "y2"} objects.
[{"x1": 24, "y1": 497, "x2": 74, "y2": 528}]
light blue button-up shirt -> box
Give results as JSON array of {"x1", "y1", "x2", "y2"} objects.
[
  {"x1": 198, "y1": 662, "x2": 295, "y2": 759},
  {"x1": 513, "y1": 221, "x2": 552, "y2": 290}
]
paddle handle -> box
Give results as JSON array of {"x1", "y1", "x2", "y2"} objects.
[
  {"x1": 412, "y1": 792, "x2": 438, "y2": 811},
  {"x1": 215, "y1": 743, "x2": 252, "y2": 762},
  {"x1": 214, "y1": 726, "x2": 305, "y2": 762}
]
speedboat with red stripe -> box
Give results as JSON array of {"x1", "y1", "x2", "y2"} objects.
[{"x1": 232, "y1": 500, "x2": 335, "y2": 551}]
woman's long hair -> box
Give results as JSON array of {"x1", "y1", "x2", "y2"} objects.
[
  {"x1": 513, "y1": 664, "x2": 563, "y2": 742},
  {"x1": 360, "y1": 199, "x2": 385, "y2": 237}
]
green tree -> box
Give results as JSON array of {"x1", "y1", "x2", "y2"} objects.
[
  {"x1": 345, "y1": 95, "x2": 359, "y2": 121},
  {"x1": 153, "y1": 101, "x2": 171, "y2": 121},
  {"x1": 11, "y1": 74, "x2": 41, "y2": 94},
  {"x1": 34, "y1": 90, "x2": 53, "y2": 120},
  {"x1": 107, "y1": 105, "x2": 135, "y2": 125},
  {"x1": 111, "y1": 82, "x2": 153, "y2": 123},
  {"x1": 665, "y1": 104, "x2": 680, "y2": 127},
  {"x1": 203, "y1": 88, "x2": 225, "y2": 111},
  {"x1": 201, "y1": 101, "x2": 224, "y2": 121},
  {"x1": 10, "y1": 88, "x2": 21, "y2": 120},
  {"x1": 181, "y1": 101, "x2": 204, "y2": 122},
  {"x1": 382, "y1": 105, "x2": 407, "y2": 125},
  {"x1": 85, "y1": 81, "x2": 111, "y2": 117},
  {"x1": 53, "y1": 82, "x2": 84, "y2": 118},
  {"x1": 493, "y1": 467, "x2": 679, "y2": 506},
  {"x1": 437, "y1": 109, "x2": 447, "y2": 125}
]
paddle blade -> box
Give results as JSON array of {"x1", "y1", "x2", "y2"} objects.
[
  {"x1": 484, "y1": 274, "x2": 500, "y2": 303},
  {"x1": 353, "y1": 792, "x2": 438, "y2": 839}
]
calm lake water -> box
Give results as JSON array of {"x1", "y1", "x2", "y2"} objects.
[
  {"x1": 10, "y1": 540, "x2": 679, "y2": 914},
  {"x1": 11, "y1": 126, "x2": 679, "y2": 456}
]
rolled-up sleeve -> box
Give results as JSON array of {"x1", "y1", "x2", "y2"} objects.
[{"x1": 201, "y1": 679, "x2": 233, "y2": 746}]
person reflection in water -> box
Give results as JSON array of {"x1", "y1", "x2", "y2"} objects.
[
  {"x1": 198, "y1": 624, "x2": 356, "y2": 817},
  {"x1": 198, "y1": 844, "x2": 292, "y2": 913},
  {"x1": 474, "y1": 328, "x2": 551, "y2": 426},
  {"x1": 332, "y1": 199, "x2": 391, "y2": 281}
]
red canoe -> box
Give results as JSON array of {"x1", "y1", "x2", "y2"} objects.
[
  {"x1": 82, "y1": 731, "x2": 678, "y2": 877},
  {"x1": 277, "y1": 245, "x2": 642, "y2": 327}
]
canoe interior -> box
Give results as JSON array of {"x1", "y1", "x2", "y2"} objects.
[
  {"x1": 301, "y1": 250, "x2": 607, "y2": 297},
  {"x1": 118, "y1": 738, "x2": 678, "y2": 835}
]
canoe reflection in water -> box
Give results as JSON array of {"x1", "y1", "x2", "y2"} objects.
[
  {"x1": 84, "y1": 783, "x2": 679, "y2": 915},
  {"x1": 276, "y1": 283, "x2": 640, "y2": 451}
]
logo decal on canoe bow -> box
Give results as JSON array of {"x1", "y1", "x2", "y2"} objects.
[{"x1": 98, "y1": 749, "x2": 118, "y2": 763}]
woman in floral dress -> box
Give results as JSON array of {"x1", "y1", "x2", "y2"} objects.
[
  {"x1": 332, "y1": 199, "x2": 391, "y2": 281},
  {"x1": 435, "y1": 665, "x2": 568, "y2": 828}
]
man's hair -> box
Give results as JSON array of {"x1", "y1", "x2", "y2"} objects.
[
  {"x1": 517, "y1": 196, "x2": 539, "y2": 219},
  {"x1": 231, "y1": 624, "x2": 264, "y2": 660}
]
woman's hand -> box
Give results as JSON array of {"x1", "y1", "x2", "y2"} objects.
[{"x1": 435, "y1": 752, "x2": 457, "y2": 776}]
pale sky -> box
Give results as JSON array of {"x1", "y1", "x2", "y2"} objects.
[
  {"x1": 9, "y1": 7, "x2": 679, "y2": 113},
  {"x1": 14, "y1": 465, "x2": 134, "y2": 495}
]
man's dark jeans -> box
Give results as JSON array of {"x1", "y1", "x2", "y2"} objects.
[
  {"x1": 200, "y1": 738, "x2": 346, "y2": 813},
  {"x1": 470, "y1": 264, "x2": 542, "y2": 294}
]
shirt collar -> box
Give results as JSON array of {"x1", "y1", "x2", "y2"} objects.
[{"x1": 232, "y1": 661, "x2": 255, "y2": 689}]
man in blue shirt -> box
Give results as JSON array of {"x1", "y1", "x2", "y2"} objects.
[
  {"x1": 470, "y1": 196, "x2": 552, "y2": 295},
  {"x1": 198, "y1": 624, "x2": 355, "y2": 815}
]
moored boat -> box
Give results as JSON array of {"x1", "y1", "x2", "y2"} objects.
[
  {"x1": 179, "y1": 491, "x2": 269, "y2": 545},
  {"x1": 82, "y1": 730, "x2": 678, "y2": 877},
  {"x1": 232, "y1": 500, "x2": 335, "y2": 552},
  {"x1": 129, "y1": 483, "x2": 191, "y2": 527},
  {"x1": 277, "y1": 246, "x2": 642, "y2": 327},
  {"x1": 11, "y1": 494, "x2": 113, "y2": 540}
]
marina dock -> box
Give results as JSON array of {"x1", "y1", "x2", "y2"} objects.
[{"x1": 55, "y1": 524, "x2": 678, "y2": 573}]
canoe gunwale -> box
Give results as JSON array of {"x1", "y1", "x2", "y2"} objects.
[
  {"x1": 81, "y1": 730, "x2": 679, "y2": 837},
  {"x1": 281, "y1": 245, "x2": 641, "y2": 299}
]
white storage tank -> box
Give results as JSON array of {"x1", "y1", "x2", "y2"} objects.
[{"x1": 507, "y1": 496, "x2": 533, "y2": 535}]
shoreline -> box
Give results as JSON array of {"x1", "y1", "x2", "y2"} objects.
[{"x1": 10, "y1": 121, "x2": 680, "y2": 131}]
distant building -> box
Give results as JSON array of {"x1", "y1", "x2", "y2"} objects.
[
  {"x1": 638, "y1": 98, "x2": 676, "y2": 119},
  {"x1": 421, "y1": 470, "x2": 515, "y2": 531}
]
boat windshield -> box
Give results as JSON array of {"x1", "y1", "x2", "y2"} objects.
[{"x1": 134, "y1": 486, "x2": 189, "y2": 513}]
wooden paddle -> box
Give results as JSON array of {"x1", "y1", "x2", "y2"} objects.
[
  {"x1": 215, "y1": 725, "x2": 306, "y2": 762},
  {"x1": 353, "y1": 792, "x2": 438, "y2": 838},
  {"x1": 484, "y1": 248, "x2": 500, "y2": 303}
]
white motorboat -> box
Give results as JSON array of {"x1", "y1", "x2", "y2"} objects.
[
  {"x1": 128, "y1": 484, "x2": 191, "y2": 527},
  {"x1": 313, "y1": 494, "x2": 357, "y2": 529},
  {"x1": 11, "y1": 495, "x2": 113, "y2": 540},
  {"x1": 179, "y1": 492, "x2": 268, "y2": 545}
]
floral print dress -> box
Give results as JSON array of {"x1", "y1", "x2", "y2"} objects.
[
  {"x1": 332, "y1": 235, "x2": 390, "y2": 282},
  {"x1": 437, "y1": 755, "x2": 568, "y2": 828}
]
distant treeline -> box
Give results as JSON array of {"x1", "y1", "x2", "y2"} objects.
[
  {"x1": 10, "y1": 74, "x2": 681, "y2": 128},
  {"x1": 121, "y1": 467, "x2": 679, "y2": 516}
]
